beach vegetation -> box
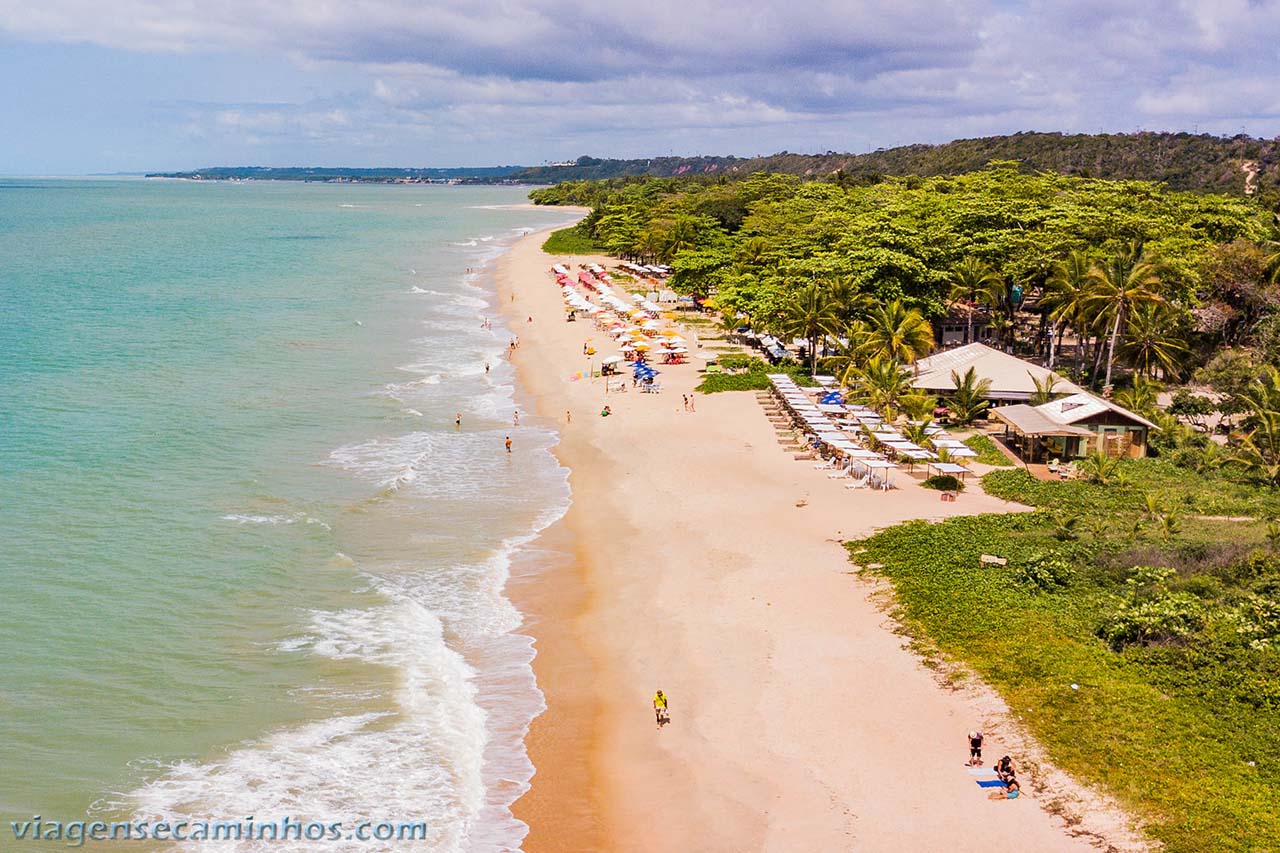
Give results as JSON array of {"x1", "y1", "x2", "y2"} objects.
[
  {"x1": 852, "y1": 461, "x2": 1280, "y2": 850},
  {"x1": 542, "y1": 224, "x2": 606, "y2": 255},
  {"x1": 962, "y1": 433, "x2": 1015, "y2": 466},
  {"x1": 694, "y1": 357, "x2": 814, "y2": 393},
  {"x1": 920, "y1": 474, "x2": 964, "y2": 491}
]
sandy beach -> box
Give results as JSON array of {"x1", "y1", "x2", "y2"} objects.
[{"x1": 496, "y1": 226, "x2": 1142, "y2": 852}]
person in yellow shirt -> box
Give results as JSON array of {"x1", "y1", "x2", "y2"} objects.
[{"x1": 653, "y1": 690, "x2": 669, "y2": 727}]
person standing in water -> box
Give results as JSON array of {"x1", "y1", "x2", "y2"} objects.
[
  {"x1": 513, "y1": 410, "x2": 520, "y2": 426},
  {"x1": 653, "y1": 690, "x2": 669, "y2": 727},
  {"x1": 505, "y1": 436, "x2": 512, "y2": 453},
  {"x1": 454, "y1": 412, "x2": 462, "y2": 429}
]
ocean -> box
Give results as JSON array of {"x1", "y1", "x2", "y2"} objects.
[{"x1": 0, "y1": 179, "x2": 580, "y2": 850}]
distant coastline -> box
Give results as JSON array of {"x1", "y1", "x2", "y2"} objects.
[
  {"x1": 146, "y1": 130, "x2": 1280, "y2": 196},
  {"x1": 143, "y1": 165, "x2": 532, "y2": 184}
]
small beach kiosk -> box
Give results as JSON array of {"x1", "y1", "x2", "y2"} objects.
[{"x1": 992, "y1": 393, "x2": 1158, "y2": 461}]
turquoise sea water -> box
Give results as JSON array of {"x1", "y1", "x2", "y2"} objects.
[{"x1": 0, "y1": 179, "x2": 578, "y2": 849}]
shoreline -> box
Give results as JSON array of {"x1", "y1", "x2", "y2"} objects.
[{"x1": 492, "y1": 225, "x2": 1146, "y2": 851}]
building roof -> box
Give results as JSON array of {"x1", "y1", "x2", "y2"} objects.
[
  {"x1": 993, "y1": 392, "x2": 1159, "y2": 435},
  {"x1": 991, "y1": 404, "x2": 1095, "y2": 437},
  {"x1": 912, "y1": 343, "x2": 1084, "y2": 401},
  {"x1": 1036, "y1": 393, "x2": 1160, "y2": 430}
]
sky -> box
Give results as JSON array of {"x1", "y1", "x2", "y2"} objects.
[{"x1": 1, "y1": 0, "x2": 1279, "y2": 174}]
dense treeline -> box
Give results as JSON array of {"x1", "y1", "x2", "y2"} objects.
[
  {"x1": 534, "y1": 165, "x2": 1275, "y2": 377},
  {"x1": 534, "y1": 164, "x2": 1280, "y2": 484},
  {"x1": 518, "y1": 132, "x2": 1280, "y2": 199}
]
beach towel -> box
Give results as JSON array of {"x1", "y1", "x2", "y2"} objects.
[
  {"x1": 967, "y1": 768, "x2": 998, "y2": 776},
  {"x1": 977, "y1": 779, "x2": 1007, "y2": 788}
]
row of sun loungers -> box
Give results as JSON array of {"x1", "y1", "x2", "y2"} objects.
[{"x1": 763, "y1": 375, "x2": 978, "y2": 488}]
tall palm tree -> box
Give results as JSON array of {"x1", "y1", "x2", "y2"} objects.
[
  {"x1": 986, "y1": 313, "x2": 1012, "y2": 350},
  {"x1": 949, "y1": 366, "x2": 993, "y2": 425},
  {"x1": 1121, "y1": 304, "x2": 1189, "y2": 379},
  {"x1": 859, "y1": 299, "x2": 935, "y2": 365},
  {"x1": 831, "y1": 279, "x2": 875, "y2": 326},
  {"x1": 1086, "y1": 241, "x2": 1165, "y2": 389},
  {"x1": 777, "y1": 283, "x2": 845, "y2": 378},
  {"x1": 854, "y1": 356, "x2": 913, "y2": 419},
  {"x1": 660, "y1": 216, "x2": 699, "y2": 261},
  {"x1": 948, "y1": 258, "x2": 1004, "y2": 345},
  {"x1": 823, "y1": 320, "x2": 871, "y2": 389},
  {"x1": 1042, "y1": 250, "x2": 1094, "y2": 370}
]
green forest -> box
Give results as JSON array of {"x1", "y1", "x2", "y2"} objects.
[
  {"x1": 515, "y1": 132, "x2": 1280, "y2": 199},
  {"x1": 534, "y1": 162, "x2": 1280, "y2": 849}
]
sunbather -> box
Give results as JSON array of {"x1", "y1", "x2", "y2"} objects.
[{"x1": 987, "y1": 777, "x2": 1020, "y2": 800}]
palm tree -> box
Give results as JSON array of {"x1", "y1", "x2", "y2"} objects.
[
  {"x1": 1227, "y1": 366, "x2": 1280, "y2": 486},
  {"x1": 948, "y1": 258, "x2": 1003, "y2": 345},
  {"x1": 859, "y1": 299, "x2": 935, "y2": 365},
  {"x1": 949, "y1": 366, "x2": 993, "y2": 425},
  {"x1": 1042, "y1": 251, "x2": 1094, "y2": 370},
  {"x1": 777, "y1": 283, "x2": 845, "y2": 378},
  {"x1": 1086, "y1": 241, "x2": 1165, "y2": 389},
  {"x1": 902, "y1": 418, "x2": 935, "y2": 447},
  {"x1": 1080, "y1": 449, "x2": 1122, "y2": 484},
  {"x1": 1028, "y1": 371, "x2": 1062, "y2": 406},
  {"x1": 660, "y1": 216, "x2": 699, "y2": 261},
  {"x1": 901, "y1": 392, "x2": 939, "y2": 422},
  {"x1": 827, "y1": 276, "x2": 874, "y2": 325},
  {"x1": 854, "y1": 356, "x2": 913, "y2": 419},
  {"x1": 823, "y1": 322, "x2": 871, "y2": 389},
  {"x1": 1226, "y1": 421, "x2": 1280, "y2": 486},
  {"x1": 1113, "y1": 375, "x2": 1162, "y2": 417},
  {"x1": 986, "y1": 312, "x2": 1012, "y2": 350},
  {"x1": 1121, "y1": 304, "x2": 1189, "y2": 379}
]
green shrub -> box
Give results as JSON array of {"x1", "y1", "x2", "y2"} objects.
[
  {"x1": 541, "y1": 224, "x2": 605, "y2": 254},
  {"x1": 962, "y1": 433, "x2": 1014, "y2": 466},
  {"x1": 1098, "y1": 566, "x2": 1208, "y2": 650},
  {"x1": 921, "y1": 474, "x2": 963, "y2": 491},
  {"x1": 1231, "y1": 594, "x2": 1280, "y2": 650},
  {"x1": 1015, "y1": 552, "x2": 1076, "y2": 592},
  {"x1": 695, "y1": 356, "x2": 816, "y2": 393}
]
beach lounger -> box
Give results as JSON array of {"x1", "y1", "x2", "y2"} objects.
[{"x1": 845, "y1": 475, "x2": 870, "y2": 489}]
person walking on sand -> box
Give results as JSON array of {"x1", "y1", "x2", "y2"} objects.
[
  {"x1": 968, "y1": 731, "x2": 984, "y2": 766},
  {"x1": 513, "y1": 410, "x2": 520, "y2": 426},
  {"x1": 653, "y1": 690, "x2": 669, "y2": 727},
  {"x1": 688, "y1": 395, "x2": 695, "y2": 412},
  {"x1": 505, "y1": 436, "x2": 512, "y2": 453},
  {"x1": 566, "y1": 410, "x2": 572, "y2": 424}
]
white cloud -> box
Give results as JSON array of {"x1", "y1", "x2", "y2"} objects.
[{"x1": 2, "y1": 0, "x2": 1279, "y2": 167}]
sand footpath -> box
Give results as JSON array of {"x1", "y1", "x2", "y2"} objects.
[{"x1": 495, "y1": 225, "x2": 1146, "y2": 852}]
